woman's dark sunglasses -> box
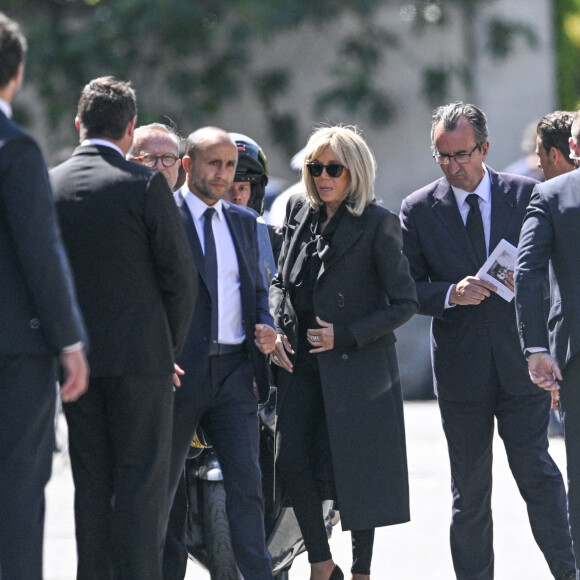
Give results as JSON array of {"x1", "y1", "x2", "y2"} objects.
[{"x1": 306, "y1": 162, "x2": 345, "y2": 178}]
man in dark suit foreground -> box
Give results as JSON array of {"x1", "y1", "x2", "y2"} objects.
[
  {"x1": 51, "y1": 77, "x2": 197, "y2": 580},
  {"x1": 163, "y1": 126, "x2": 276, "y2": 580},
  {"x1": 400, "y1": 102, "x2": 575, "y2": 580},
  {"x1": 0, "y1": 13, "x2": 88, "y2": 580},
  {"x1": 516, "y1": 109, "x2": 580, "y2": 576}
]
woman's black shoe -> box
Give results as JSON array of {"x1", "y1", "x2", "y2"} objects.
[{"x1": 329, "y1": 565, "x2": 344, "y2": 580}]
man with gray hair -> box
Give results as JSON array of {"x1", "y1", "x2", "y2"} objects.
[
  {"x1": 128, "y1": 122, "x2": 182, "y2": 189},
  {"x1": 400, "y1": 102, "x2": 575, "y2": 579}
]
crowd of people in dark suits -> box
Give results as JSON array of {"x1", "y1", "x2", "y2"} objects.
[{"x1": 3, "y1": 9, "x2": 580, "y2": 580}]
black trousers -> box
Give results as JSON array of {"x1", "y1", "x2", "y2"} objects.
[
  {"x1": 0, "y1": 354, "x2": 56, "y2": 580},
  {"x1": 64, "y1": 373, "x2": 174, "y2": 580},
  {"x1": 276, "y1": 345, "x2": 375, "y2": 575},
  {"x1": 163, "y1": 351, "x2": 273, "y2": 580},
  {"x1": 560, "y1": 352, "x2": 580, "y2": 572},
  {"x1": 438, "y1": 359, "x2": 574, "y2": 580}
]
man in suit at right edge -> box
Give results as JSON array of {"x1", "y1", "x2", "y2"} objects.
[
  {"x1": 515, "y1": 109, "x2": 580, "y2": 578},
  {"x1": 0, "y1": 12, "x2": 88, "y2": 580},
  {"x1": 400, "y1": 101, "x2": 576, "y2": 579}
]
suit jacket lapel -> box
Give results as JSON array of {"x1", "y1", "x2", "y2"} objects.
[
  {"x1": 489, "y1": 168, "x2": 517, "y2": 253},
  {"x1": 222, "y1": 204, "x2": 256, "y2": 322},
  {"x1": 317, "y1": 208, "x2": 362, "y2": 280},
  {"x1": 282, "y1": 201, "x2": 312, "y2": 286},
  {"x1": 222, "y1": 203, "x2": 250, "y2": 281},
  {"x1": 432, "y1": 180, "x2": 480, "y2": 268},
  {"x1": 174, "y1": 192, "x2": 208, "y2": 285}
]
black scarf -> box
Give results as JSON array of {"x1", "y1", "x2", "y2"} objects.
[{"x1": 289, "y1": 202, "x2": 348, "y2": 314}]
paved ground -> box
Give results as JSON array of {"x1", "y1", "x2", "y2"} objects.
[{"x1": 44, "y1": 400, "x2": 567, "y2": 579}]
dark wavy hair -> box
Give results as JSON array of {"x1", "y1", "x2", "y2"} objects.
[
  {"x1": 537, "y1": 111, "x2": 574, "y2": 159},
  {"x1": 76, "y1": 76, "x2": 137, "y2": 141}
]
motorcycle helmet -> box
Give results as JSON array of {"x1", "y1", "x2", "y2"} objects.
[{"x1": 229, "y1": 132, "x2": 269, "y2": 215}]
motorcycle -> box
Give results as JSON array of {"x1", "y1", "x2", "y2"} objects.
[{"x1": 183, "y1": 388, "x2": 340, "y2": 579}]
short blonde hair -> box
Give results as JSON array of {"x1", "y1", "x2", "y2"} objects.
[{"x1": 302, "y1": 125, "x2": 376, "y2": 217}]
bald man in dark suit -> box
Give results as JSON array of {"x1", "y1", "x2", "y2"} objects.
[{"x1": 163, "y1": 127, "x2": 276, "y2": 580}]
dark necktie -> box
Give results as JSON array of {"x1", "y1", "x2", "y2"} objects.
[
  {"x1": 465, "y1": 193, "x2": 487, "y2": 266},
  {"x1": 203, "y1": 207, "x2": 219, "y2": 343}
]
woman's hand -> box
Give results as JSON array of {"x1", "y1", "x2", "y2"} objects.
[
  {"x1": 307, "y1": 316, "x2": 334, "y2": 353},
  {"x1": 270, "y1": 334, "x2": 295, "y2": 373}
]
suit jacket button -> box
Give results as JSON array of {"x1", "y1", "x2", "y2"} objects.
[
  {"x1": 30, "y1": 318, "x2": 40, "y2": 329},
  {"x1": 341, "y1": 353, "x2": 349, "y2": 361}
]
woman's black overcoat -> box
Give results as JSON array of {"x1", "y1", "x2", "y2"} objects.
[{"x1": 270, "y1": 194, "x2": 418, "y2": 530}]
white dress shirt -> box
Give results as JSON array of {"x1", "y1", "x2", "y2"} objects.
[
  {"x1": 80, "y1": 138, "x2": 124, "y2": 157},
  {"x1": 0, "y1": 97, "x2": 12, "y2": 118},
  {"x1": 180, "y1": 187, "x2": 245, "y2": 344},
  {"x1": 445, "y1": 166, "x2": 492, "y2": 308},
  {"x1": 451, "y1": 166, "x2": 492, "y2": 252}
]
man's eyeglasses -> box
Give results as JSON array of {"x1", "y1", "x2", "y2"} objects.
[
  {"x1": 130, "y1": 154, "x2": 179, "y2": 168},
  {"x1": 306, "y1": 162, "x2": 345, "y2": 178},
  {"x1": 433, "y1": 144, "x2": 479, "y2": 165}
]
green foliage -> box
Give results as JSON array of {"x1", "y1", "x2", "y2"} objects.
[
  {"x1": 422, "y1": 67, "x2": 452, "y2": 107},
  {"x1": 415, "y1": 0, "x2": 538, "y2": 107},
  {"x1": 486, "y1": 18, "x2": 539, "y2": 60},
  {"x1": 554, "y1": 0, "x2": 580, "y2": 110},
  {"x1": 4, "y1": 0, "x2": 540, "y2": 160},
  {"x1": 315, "y1": 21, "x2": 398, "y2": 127}
]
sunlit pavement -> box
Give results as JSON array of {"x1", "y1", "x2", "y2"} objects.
[{"x1": 45, "y1": 400, "x2": 567, "y2": 579}]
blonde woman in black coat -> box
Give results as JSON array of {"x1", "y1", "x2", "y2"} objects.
[{"x1": 269, "y1": 125, "x2": 418, "y2": 580}]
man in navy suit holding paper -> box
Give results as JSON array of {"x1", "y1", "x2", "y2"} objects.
[
  {"x1": 400, "y1": 102, "x2": 575, "y2": 580},
  {"x1": 163, "y1": 126, "x2": 276, "y2": 580}
]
